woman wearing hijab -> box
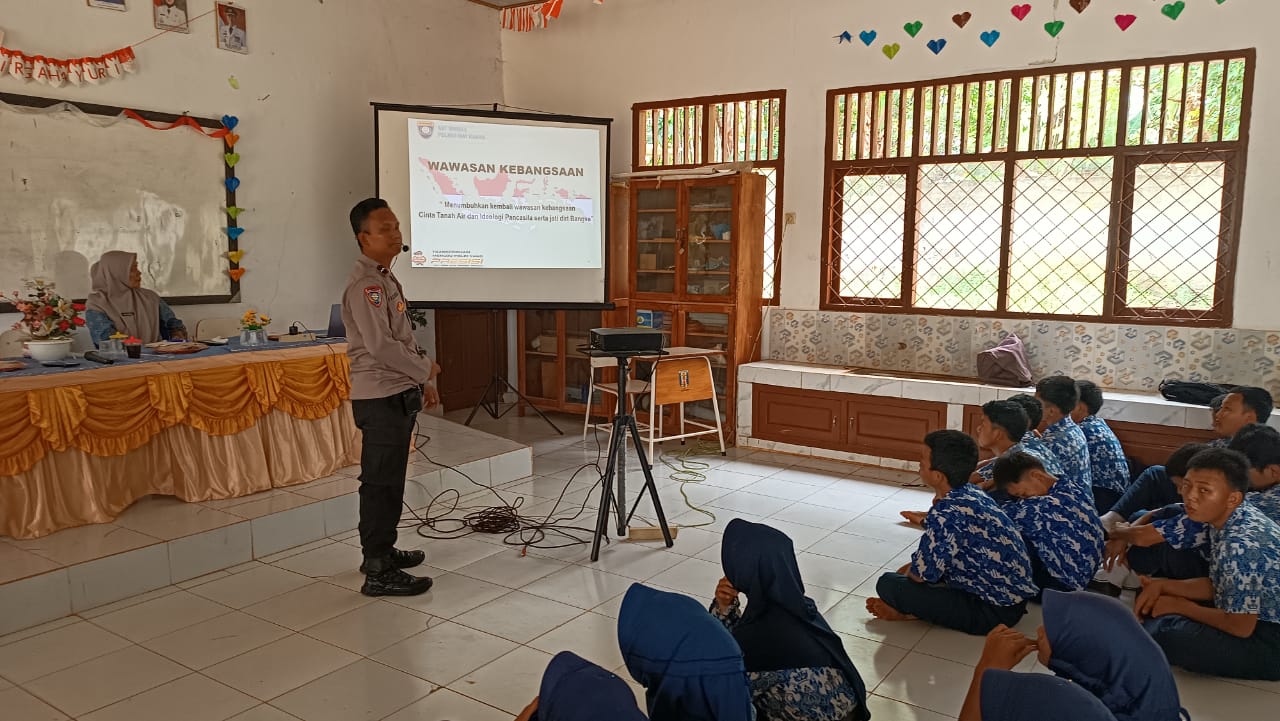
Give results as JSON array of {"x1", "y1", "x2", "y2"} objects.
[
  {"x1": 712, "y1": 519, "x2": 869, "y2": 721},
  {"x1": 958, "y1": 590, "x2": 1186, "y2": 721},
  {"x1": 84, "y1": 250, "x2": 187, "y2": 346},
  {"x1": 515, "y1": 651, "x2": 647, "y2": 721},
  {"x1": 618, "y1": 583, "x2": 755, "y2": 721}
]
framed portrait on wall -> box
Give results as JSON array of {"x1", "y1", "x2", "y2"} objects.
[
  {"x1": 215, "y1": 2, "x2": 248, "y2": 54},
  {"x1": 154, "y1": 0, "x2": 190, "y2": 33},
  {"x1": 87, "y1": 0, "x2": 128, "y2": 10}
]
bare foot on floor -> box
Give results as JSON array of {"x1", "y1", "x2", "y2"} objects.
[
  {"x1": 900, "y1": 510, "x2": 928, "y2": 527},
  {"x1": 866, "y1": 597, "x2": 918, "y2": 622}
]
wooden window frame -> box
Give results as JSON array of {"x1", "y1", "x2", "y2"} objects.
[
  {"x1": 821, "y1": 49, "x2": 1255, "y2": 327},
  {"x1": 633, "y1": 90, "x2": 786, "y2": 305}
]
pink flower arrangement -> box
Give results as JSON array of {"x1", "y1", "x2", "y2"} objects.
[{"x1": 7, "y1": 279, "x2": 86, "y2": 340}]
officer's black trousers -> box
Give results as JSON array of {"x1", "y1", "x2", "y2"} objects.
[{"x1": 352, "y1": 394, "x2": 417, "y2": 561}]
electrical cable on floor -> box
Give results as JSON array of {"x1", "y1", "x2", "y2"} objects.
[{"x1": 397, "y1": 418, "x2": 617, "y2": 552}]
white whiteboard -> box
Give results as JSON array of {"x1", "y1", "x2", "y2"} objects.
[{"x1": 0, "y1": 97, "x2": 231, "y2": 304}]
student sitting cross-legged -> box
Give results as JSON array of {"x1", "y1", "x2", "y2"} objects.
[
  {"x1": 958, "y1": 590, "x2": 1186, "y2": 721},
  {"x1": 515, "y1": 651, "x2": 646, "y2": 721},
  {"x1": 991, "y1": 452, "x2": 1105, "y2": 597},
  {"x1": 1140, "y1": 448, "x2": 1280, "y2": 681},
  {"x1": 1228, "y1": 422, "x2": 1280, "y2": 523},
  {"x1": 1035, "y1": 376, "x2": 1099, "y2": 509},
  {"x1": 1102, "y1": 442, "x2": 1210, "y2": 534},
  {"x1": 711, "y1": 519, "x2": 870, "y2": 721},
  {"x1": 618, "y1": 583, "x2": 755, "y2": 721},
  {"x1": 1071, "y1": 381, "x2": 1133, "y2": 513},
  {"x1": 868, "y1": 430, "x2": 1037, "y2": 635}
]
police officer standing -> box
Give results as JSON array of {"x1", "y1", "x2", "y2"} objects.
[{"x1": 343, "y1": 198, "x2": 439, "y2": 597}]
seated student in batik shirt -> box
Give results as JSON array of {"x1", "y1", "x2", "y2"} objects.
[
  {"x1": 1229, "y1": 423, "x2": 1280, "y2": 524},
  {"x1": 991, "y1": 452, "x2": 1105, "y2": 597},
  {"x1": 1102, "y1": 442, "x2": 1210, "y2": 533},
  {"x1": 1034, "y1": 376, "x2": 1099, "y2": 510},
  {"x1": 1209, "y1": 387, "x2": 1273, "y2": 447},
  {"x1": 1140, "y1": 448, "x2": 1280, "y2": 681},
  {"x1": 1071, "y1": 381, "x2": 1133, "y2": 513},
  {"x1": 711, "y1": 519, "x2": 870, "y2": 721},
  {"x1": 1008, "y1": 394, "x2": 1086, "y2": 497},
  {"x1": 868, "y1": 431, "x2": 1037, "y2": 636}
]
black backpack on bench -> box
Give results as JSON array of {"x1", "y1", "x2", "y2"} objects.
[{"x1": 1158, "y1": 379, "x2": 1236, "y2": 407}]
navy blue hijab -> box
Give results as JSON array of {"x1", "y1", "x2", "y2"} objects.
[
  {"x1": 532, "y1": 651, "x2": 647, "y2": 721},
  {"x1": 721, "y1": 519, "x2": 869, "y2": 720},
  {"x1": 1043, "y1": 590, "x2": 1185, "y2": 721},
  {"x1": 980, "y1": 670, "x2": 1115, "y2": 721},
  {"x1": 618, "y1": 584, "x2": 754, "y2": 721}
]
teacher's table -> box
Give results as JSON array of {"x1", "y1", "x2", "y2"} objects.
[{"x1": 0, "y1": 340, "x2": 359, "y2": 539}]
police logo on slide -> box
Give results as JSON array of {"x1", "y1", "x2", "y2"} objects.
[
  {"x1": 412, "y1": 250, "x2": 427, "y2": 267},
  {"x1": 364, "y1": 286, "x2": 383, "y2": 307},
  {"x1": 416, "y1": 121, "x2": 435, "y2": 139}
]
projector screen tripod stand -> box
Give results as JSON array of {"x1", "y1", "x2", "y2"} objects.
[
  {"x1": 588, "y1": 352, "x2": 674, "y2": 562},
  {"x1": 461, "y1": 310, "x2": 562, "y2": 434}
]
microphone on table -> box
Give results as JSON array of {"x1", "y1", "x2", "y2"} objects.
[{"x1": 83, "y1": 351, "x2": 114, "y2": 365}]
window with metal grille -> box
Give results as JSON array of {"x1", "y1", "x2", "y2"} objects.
[
  {"x1": 634, "y1": 91, "x2": 785, "y2": 304},
  {"x1": 823, "y1": 50, "x2": 1253, "y2": 325}
]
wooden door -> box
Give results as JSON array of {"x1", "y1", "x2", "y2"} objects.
[
  {"x1": 753, "y1": 385, "x2": 845, "y2": 449},
  {"x1": 846, "y1": 396, "x2": 948, "y2": 461},
  {"x1": 434, "y1": 309, "x2": 507, "y2": 412}
]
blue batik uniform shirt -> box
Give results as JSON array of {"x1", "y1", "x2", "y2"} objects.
[
  {"x1": 1210, "y1": 503, "x2": 1280, "y2": 625},
  {"x1": 1006, "y1": 479, "x2": 1106, "y2": 590},
  {"x1": 910, "y1": 484, "x2": 1037, "y2": 606},
  {"x1": 1247, "y1": 485, "x2": 1280, "y2": 525},
  {"x1": 977, "y1": 441, "x2": 1065, "y2": 483},
  {"x1": 1040, "y1": 418, "x2": 1093, "y2": 498},
  {"x1": 1152, "y1": 504, "x2": 1211, "y2": 555},
  {"x1": 1079, "y1": 415, "x2": 1131, "y2": 494}
]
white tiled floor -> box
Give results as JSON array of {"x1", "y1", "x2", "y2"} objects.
[{"x1": 0, "y1": 412, "x2": 1273, "y2": 720}]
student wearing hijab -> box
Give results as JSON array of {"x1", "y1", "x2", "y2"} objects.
[
  {"x1": 84, "y1": 250, "x2": 187, "y2": 345},
  {"x1": 515, "y1": 651, "x2": 647, "y2": 721},
  {"x1": 618, "y1": 583, "x2": 755, "y2": 721},
  {"x1": 958, "y1": 590, "x2": 1185, "y2": 721},
  {"x1": 711, "y1": 519, "x2": 869, "y2": 721}
]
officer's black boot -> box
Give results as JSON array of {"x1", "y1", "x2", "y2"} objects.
[
  {"x1": 360, "y1": 548, "x2": 425, "y2": 573},
  {"x1": 359, "y1": 556, "x2": 433, "y2": 597}
]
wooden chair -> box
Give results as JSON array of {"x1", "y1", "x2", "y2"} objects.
[
  {"x1": 643, "y1": 355, "x2": 726, "y2": 461},
  {"x1": 583, "y1": 355, "x2": 651, "y2": 439}
]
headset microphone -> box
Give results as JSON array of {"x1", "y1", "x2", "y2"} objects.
[{"x1": 402, "y1": 244, "x2": 410, "y2": 253}]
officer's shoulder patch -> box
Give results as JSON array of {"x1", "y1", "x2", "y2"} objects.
[{"x1": 364, "y1": 286, "x2": 383, "y2": 307}]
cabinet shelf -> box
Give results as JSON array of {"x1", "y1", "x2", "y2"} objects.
[{"x1": 637, "y1": 208, "x2": 677, "y2": 213}]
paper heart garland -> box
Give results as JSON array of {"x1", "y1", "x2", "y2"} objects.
[
  {"x1": 836, "y1": 31, "x2": 853, "y2": 44},
  {"x1": 225, "y1": 206, "x2": 245, "y2": 220},
  {"x1": 1115, "y1": 14, "x2": 1137, "y2": 31},
  {"x1": 980, "y1": 30, "x2": 1001, "y2": 47},
  {"x1": 225, "y1": 153, "x2": 241, "y2": 168},
  {"x1": 1011, "y1": 4, "x2": 1032, "y2": 21},
  {"x1": 227, "y1": 250, "x2": 245, "y2": 264},
  {"x1": 228, "y1": 268, "x2": 246, "y2": 281},
  {"x1": 224, "y1": 132, "x2": 240, "y2": 148},
  {"x1": 226, "y1": 227, "x2": 245, "y2": 240},
  {"x1": 882, "y1": 43, "x2": 901, "y2": 60},
  {"x1": 859, "y1": 30, "x2": 877, "y2": 46},
  {"x1": 1044, "y1": 20, "x2": 1065, "y2": 37},
  {"x1": 221, "y1": 115, "x2": 239, "y2": 130},
  {"x1": 1162, "y1": 2, "x2": 1186, "y2": 20},
  {"x1": 904, "y1": 21, "x2": 923, "y2": 38},
  {"x1": 952, "y1": 13, "x2": 971, "y2": 29},
  {"x1": 225, "y1": 177, "x2": 240, "y2": 192},
  {"x1": 1069, "y1": 0, "x2": 1090, "y2": 13},
  {"x1": 927, "y1": 39, "x2": 947, "y2": 55}
]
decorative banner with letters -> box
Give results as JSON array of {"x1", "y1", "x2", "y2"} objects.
[
  {"x1": 501, "y1": 0, "x2": 604, "y2": 33},
  {"x1": 0, "y1": 45, "x2": 138, "y2": 87}
]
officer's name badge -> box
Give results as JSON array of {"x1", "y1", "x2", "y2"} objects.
[{"x1": 364, "y1": 286, "x2": 383, "y2": 307}]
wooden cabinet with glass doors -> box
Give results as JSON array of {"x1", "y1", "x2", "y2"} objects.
[
  {"x1": 517, "y1": 309, "x2": 612, "y2": 417},
  {"x1": 628, "y1": 172, "x2": 766, "y2": 443}
]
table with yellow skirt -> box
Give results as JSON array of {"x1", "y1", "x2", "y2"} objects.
[{"x1": 0, "y1": 342, "x2": 360, "y2": 539}]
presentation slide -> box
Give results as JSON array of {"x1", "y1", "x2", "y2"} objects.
[
  {"x1": 406, "y1": 118, "x2": 602, "y2": 269},
  {"x1": 375, "y1": 106, "x2": 611, "y2": 306}
]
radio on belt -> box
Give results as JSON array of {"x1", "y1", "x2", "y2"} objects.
[{"x1": 588, "y1": 327, "x2": 665, "y2": 354}]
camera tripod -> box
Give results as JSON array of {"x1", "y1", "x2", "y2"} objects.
[{"x1": 587, "y1": 351, "x2": 674, "y2": 562}]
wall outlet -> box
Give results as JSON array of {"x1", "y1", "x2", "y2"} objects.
[{"x1": 783, "y1": 212, "x2": 797, "y2": 226}]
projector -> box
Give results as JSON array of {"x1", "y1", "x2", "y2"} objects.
[{"x1": 589, "y1": 327, "x2": 665, "y2": 353}]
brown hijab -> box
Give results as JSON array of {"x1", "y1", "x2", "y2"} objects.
[{"x1": 86, "y1": 251, "x2": 163, "y2": 343}]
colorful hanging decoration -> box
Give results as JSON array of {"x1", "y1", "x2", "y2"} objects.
[
  {"x1": 0, "y1": 45, "x2": 137, "y2": 87},
  {"x1": 220, "y1": 114, "x2": 244, "y2": 282},
  {"x1": 121, "y1": 109, "x2": 229, "y2": 139},
  {"x1": 501, "y1": 0, "x2": 605, "y2": 33}
]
